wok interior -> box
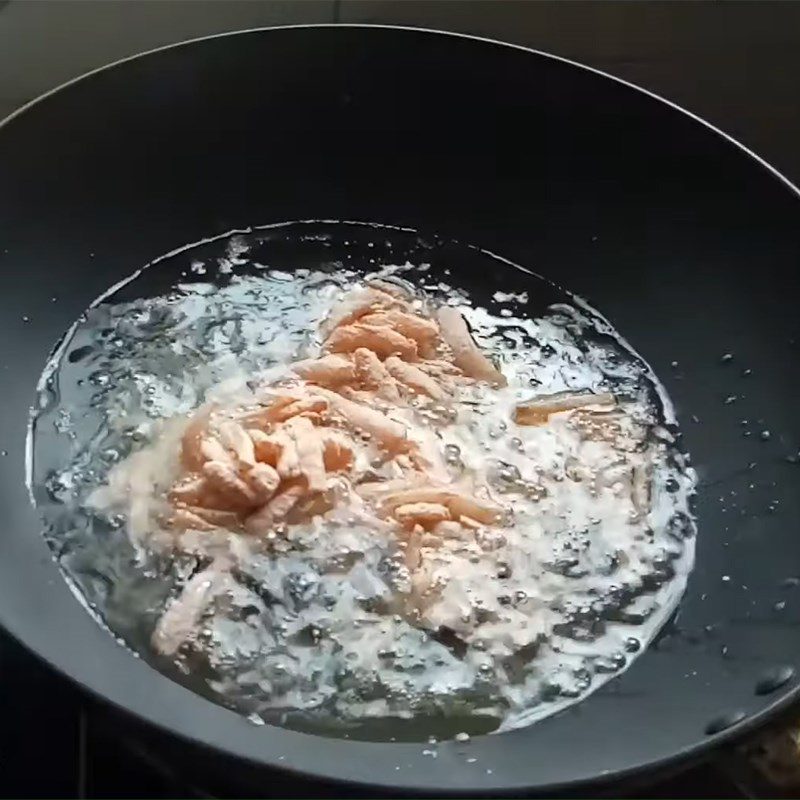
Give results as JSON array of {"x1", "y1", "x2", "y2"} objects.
[
  {"x1": 30, "y1": 221, "x2": 695, "y2": 741},
  {"x1": 0, "y1": 26, "x2": 799, "y2": 792}
]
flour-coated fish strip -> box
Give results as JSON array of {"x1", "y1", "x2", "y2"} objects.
[
  {"x1": 514, "y1": 391, "x2": 615, "y2": 426},
  {"x1": 436, "y1": 306, "x2": 506, "y2": 386},
  {"x1": 353, "y1": 347, "x2": 401, "y2": 401},
  {"x1": 292, "y1": 354, "x2": 356, "y2": 387},
  {"x1": 325, "y1": 323, "x2": 418, "y2": 361},
  {"x1": 202, "y1": 460, "x2": 258, "y2": 507},
  {"x1": 385, "y1": 356, "x2": 447, "y2": 400},
  {"x1": 217, "y1": 420, "x2": 256, "y2": 466},
  {"x1": 244, "y1": 483, "x2": 305, "y2": 536}
]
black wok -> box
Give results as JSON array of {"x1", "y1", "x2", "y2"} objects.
[{"x1": 0, "y1": 25, "x2": 799, "y2": 796}]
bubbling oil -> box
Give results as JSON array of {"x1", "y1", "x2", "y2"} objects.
[{"x1": 29, "y1": 222, "x2": 696, "y2": 740}]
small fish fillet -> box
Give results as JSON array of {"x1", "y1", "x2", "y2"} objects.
[
  {"x1": 325, "y1": 323, "x2": 418, "y2": 361},
  {"x1": 385, "y1": 356, "x2": 447, "y2": 400},
  {"x1": 177, "y1": 505, "x2": 241, "y2": 529},
  {"x1": 436, "y1": 307, "x2": 506, "y2": 386},
  {"x1": 200, "y1": 437, "x2": 235, "y2": 467},
  {"x1": 381, "y1": 488, "x2": 501, "y2": 526},
  {"x1": 169, "y1": 507, "x2": 217, "y2": 532},
  {"x1": 355, "y1": 476, "x2": 423, "y2": 499},
  {"x1": 217, "y1": 420, "x2": 256, "y2": 466},
  {"x1": 514, "y1": 391, "x2": 615, "y2": 426},
  {"x1": 244, "y1": 483, "x2": 305, "y2": 536},
  {"x1": 292, "y1": 354, "x2": 356, "y2": 387},
  {"x1": 270, "y1": 397, "x2": 328, "y2": 424},
  {"x1": 236, "y1": 396, "x2": 293, "y2": 428},
  {"x1": 314, "y1": 388, "x2": 410, "y2": 452},
  {"x1": 320, "y1": 286, "x2": 401, "y2": 335},
  {"x1": 172, "y1": 480, "x2": 233, "y2": 513},
  {"x1": 169, "y1": 474, "x2": 208, "y2": 506},
  {"x1": 353, "y1": 347, "x2": 401, "y2": 401},
  {"x1": 359, "y1": 310, "x2": 438, "y2": 346},
  {"x1": 445, "y1": 493, "x2": 504, "y2": 526},
  {"x1": 285, "y1": 417, "x2": 327, "y2": 492},
  {"x1": 202, "y1": 460, "x2": 258, "y2": 507},
  {"x1": 245, "y1": 462, "x2": 281, "y2": 502},
  {"x1": 416, "y1": 359, "x2": 464, "y2": 377},
  {"x1": 394, "y1": 502, "x2": 451, "y2": 528},
  {"x1": 339, "y1": 386, "x2": 379, "y2": 403},
  {"x1": 274, "y1": 431, "x2": 301, "y2": 479},
  {"x1": 151, "y1": 561, "x2": 232, "y2": 656}
]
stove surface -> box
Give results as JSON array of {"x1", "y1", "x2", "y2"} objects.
[{"x1": 0, "y1": 627, "x2": 748, "y2": 799}]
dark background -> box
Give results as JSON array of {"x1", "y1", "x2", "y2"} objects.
[
  {"x1": 2, "y1": 0, "x2": 799, "y2": 188},
  {"x1": 1, "y1": 1, "x2": 797, "y2": 797}
]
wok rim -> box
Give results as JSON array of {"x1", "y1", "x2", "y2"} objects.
[{"x1": 1, "y1": 23, "x2": 799, "y2": 794}]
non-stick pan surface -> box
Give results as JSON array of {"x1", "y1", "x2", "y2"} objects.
[{"x1": 0, "y1": 26, "x2": 799, "y2": 795}]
